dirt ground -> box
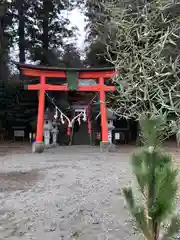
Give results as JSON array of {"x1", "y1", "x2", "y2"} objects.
[{"x1": 0, "y1": 143, "x2": 179, "y2": 240}]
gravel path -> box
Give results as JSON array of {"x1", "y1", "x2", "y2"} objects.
[{"x1": 0, "y1": 144, "x2": 178, "y2": 240}]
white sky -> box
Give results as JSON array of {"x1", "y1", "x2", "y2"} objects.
[{"x1": 69, "y1": 8, "x2": 86, "y2": 50}]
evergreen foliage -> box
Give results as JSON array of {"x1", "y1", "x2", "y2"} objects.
[
  {"x1": 60, "y1": 43, "x2": 83, "y2": 68},
  {"x1": 123, "y1": 117, "x2": 180, "y2": 239},
  {"x1": 84, "y1": 0, "x2": 112, "y2": 66},
  {"x1": 26, "y1": 0, "x2": 77, "y2": 64}
]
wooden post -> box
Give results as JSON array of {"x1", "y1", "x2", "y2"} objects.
[
  {"x1": 36, "y1": 75, "x2": 45, "y2": 143},
  {"x1": 99, "y1": 77, "x2": 108, "y2": 143}
]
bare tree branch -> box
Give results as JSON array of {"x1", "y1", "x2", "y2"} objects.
[{"x1": 101, "y1": 0, "x2": 180, "y2": 122}]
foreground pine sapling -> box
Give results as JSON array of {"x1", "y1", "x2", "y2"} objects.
[{"x1": 123, "y1": 117, "x2": 180, "y2": 240}]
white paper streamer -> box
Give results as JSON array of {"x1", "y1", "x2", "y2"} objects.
[
  {"x1": 60, "y1": 112, "x2": 65, "y2": 124},
  {"x1": 78, "y1": 116, "x2": 81, "y2": 125},
  {"x1": 82, "y1": 111, "x2": 87, "y2": 121},
  {"x1": 54, "y1": 107, "x2": 58, "y2": 120}
]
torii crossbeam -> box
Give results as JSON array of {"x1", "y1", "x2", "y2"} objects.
[{"x1": 18, "y1": 64, "x2": 117, "y2": 153}]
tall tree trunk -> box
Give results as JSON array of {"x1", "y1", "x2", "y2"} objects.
[
  {"x1": 0, "y1": 12, "x2": 4, "y2": 80},
  {"x1": 41, "y1": 0, "x2": 49, "y2": 64},
  {"x1": 0, "y1": 4, "x2": 8, "y2": 81},
  {"x1": 0, "y1": 3, "x2": 9, "y2": 129},
  {"x1": 17, "y1": 0, "x2": 25, "y2": 63}
]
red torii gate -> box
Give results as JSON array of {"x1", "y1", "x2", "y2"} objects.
[{"x1": 18, "y1": 64, "x2": 117, "y2": 152}]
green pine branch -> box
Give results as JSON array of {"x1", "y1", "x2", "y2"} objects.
[{"x1": 123, "y1": 117, "x2": 180, "y2": 240}]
